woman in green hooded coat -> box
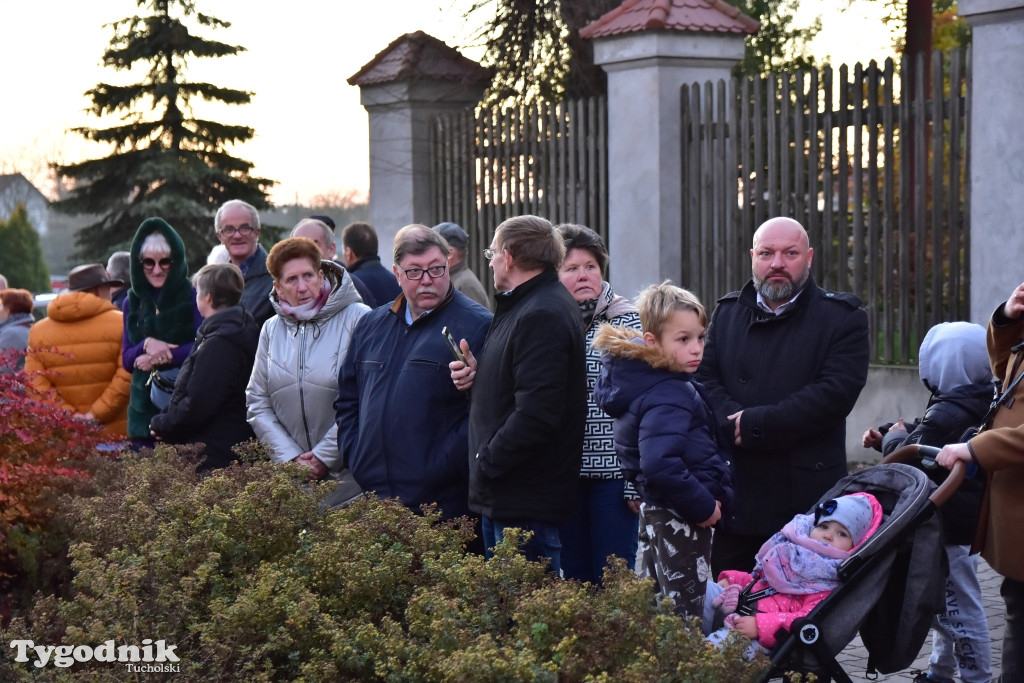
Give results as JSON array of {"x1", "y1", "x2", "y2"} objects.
[{"x1": 120, "y1": 218, "x2": 203, "y2": 442}]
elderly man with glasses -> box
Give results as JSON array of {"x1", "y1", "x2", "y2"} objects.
[
  {"x1": 214, "y1": 199, "x2": 274, "y2": 326},
  {"x1": 334, "y1": 224, "x2": 492, "y2": 525}
]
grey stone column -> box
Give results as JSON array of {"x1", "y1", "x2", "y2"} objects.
[
  {"x1": 591, "y1": 32, "x2": 746, "y2": 299},
  {"x1": 960, "y1": 0, "x2": 1024, "y2": 320},
  {"x1": 349, "y1": 33, "x2": 487, "y2": 267},
  {"x1": 356, "y1": 82, "x2": 480, "y2": 266}
]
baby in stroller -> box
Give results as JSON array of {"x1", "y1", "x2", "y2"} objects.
[{"x1": 703, "y1": 492, "x2": 883, "y2": 655}]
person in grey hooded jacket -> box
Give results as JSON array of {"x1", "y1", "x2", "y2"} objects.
[
  {"x1": 246, "y1": 237, "x2": 369, "y2": 480},
  {"x1": 863, "y1": 322, "x2": 994, "y2": 683}
]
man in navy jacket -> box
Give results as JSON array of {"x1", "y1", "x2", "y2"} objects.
[
  {"x1": 341, "y1": 221, "x2": 401, "y2": 308},
  {"x1": 335, "y1": 225, "x2": 491, "y2": 520}
]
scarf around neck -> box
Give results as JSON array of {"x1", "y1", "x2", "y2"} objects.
[
  {"x1": 278, "y1": 281, "x2": 331, "y2": 321},
  {"x1": 753, "y1": 514, "x2": 851, "y2": 595}
]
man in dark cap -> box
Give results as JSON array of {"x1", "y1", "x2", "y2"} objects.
[
  {"x1": 25, "y1": 264, "x2": 132, "y2": 436},
  {"x1": 433, "y1": 222, "x2": 493, "y2": 311}
]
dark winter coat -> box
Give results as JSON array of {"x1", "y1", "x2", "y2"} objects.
[
  {"x1": 335, "y1": 286, "x2": 492, "y2": 518},
  {"x1": 348, "y1": 255, "x2": 401, "y2": 309},
  {"x1": 239, "y1": 244, "x2": 274, "y2": 328},
  {"x1": 873, "y1": 321, "x2": 992, "y2": 545},
  {"x1": 695, "y1": 275, "x2": 869, "y2": 537},
  {"x1": 881, "y1": 384, "x2": 991, "y2": 544},
  {"x1": 467, "y1": 269, "x2": 587, "y2": 524},
  {"x1": 592, "y1": 325, "x2": 733, "y2": 524},
  {"x1": 150, "y1": 305, "x2": 260, "y2": 470},
  {"x1": 122, "y1": 218, "x2": 202, "y2": 438}
]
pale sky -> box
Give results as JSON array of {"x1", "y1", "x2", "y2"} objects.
[{"x1": 0, "y1": 0, "x2": 892, "y2": 207}]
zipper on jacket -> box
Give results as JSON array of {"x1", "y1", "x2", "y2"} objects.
[{"x1": 297, "y1": 322, "x2": 314, "y2": 451}]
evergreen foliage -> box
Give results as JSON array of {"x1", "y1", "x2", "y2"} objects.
[
  {"x1": 0, "y1": 205, "x2": 50, "y2": 292},
  {"x1": 1, "y1": 443, "x2": 768, "y2": 681},
  {"x1": 52, "y1": 0, "x2": 274, "y2": 272}
]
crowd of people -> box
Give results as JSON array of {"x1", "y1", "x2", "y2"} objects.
[{"x1": 3, "y1": 205, "x2": 1023, "y2": 678}]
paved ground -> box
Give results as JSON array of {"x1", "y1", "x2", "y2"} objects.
[{"x1": 836, "y1": 557, "x2": 1003, "y2": 682}]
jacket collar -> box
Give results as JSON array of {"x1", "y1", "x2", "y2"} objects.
[
  {"x1": 349, "y1": 255, "x2": 382, "y2": 273},
  {"x1": 494, "y1": 269, "x2": 558, "y2": 313},
  {"x1": 738, "y1": 273, "x2": 817, "y2": 320}
]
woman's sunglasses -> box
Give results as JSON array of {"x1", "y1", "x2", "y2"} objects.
[{"x1": 142, "y1": 258, "x2": 173, "y2": 271}]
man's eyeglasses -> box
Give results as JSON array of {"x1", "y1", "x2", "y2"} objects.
[
  {"x1": 483, "y1": 248, "x2": 500, "y2": 260},
  {"x1": 402, "y1": 264, "x2": 447, "y2": 281},
  {"x1": 218, "y1": 225, "x2": 256, "y2": 237},
  {"x1": 142, "y1": 257, "x2": 173, "y2": 271}
]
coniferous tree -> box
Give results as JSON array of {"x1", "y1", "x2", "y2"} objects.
[
  {"x1": 53, "y1": 0, "x2": 274, "y2": 270},
  {"x1": 0, "y1": 205, "x2": 50, "y2": 293}
]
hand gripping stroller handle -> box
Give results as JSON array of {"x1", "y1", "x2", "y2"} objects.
[{"x1": 880, "y1": 444, "x2": 967, "y2": 508}]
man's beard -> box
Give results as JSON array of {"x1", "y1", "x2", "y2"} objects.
[{"x1": 753, "y1": 267, "x2": 809, "y2": 304}]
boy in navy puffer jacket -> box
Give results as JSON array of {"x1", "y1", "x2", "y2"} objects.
[{"x1": 593, "y1": 281, "x2": 733, "y2": 618}]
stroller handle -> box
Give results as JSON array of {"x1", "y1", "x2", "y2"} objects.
[{"x1": 880, "y1": 444, "x2": 967, "y2": 508}]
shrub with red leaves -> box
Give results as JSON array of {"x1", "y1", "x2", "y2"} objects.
[{"x1": 0, "y1": 350, "x2": 121, "y2": 609}]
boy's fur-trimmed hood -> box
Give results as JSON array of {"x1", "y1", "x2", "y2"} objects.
[{"x1": 592, "y1": 323, "x2": 687, "y2": 373}]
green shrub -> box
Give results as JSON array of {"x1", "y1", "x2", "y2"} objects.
[{"x1": 1, "y1": 444, "x2": 767, "y2": 681}]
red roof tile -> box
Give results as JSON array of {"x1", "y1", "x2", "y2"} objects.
[
  {"x1": 348, "y1": 31, "x2": 492, "y2": 87},
  {"x1": 580, "y1": 0, "x2": 759, "y2": 39}
]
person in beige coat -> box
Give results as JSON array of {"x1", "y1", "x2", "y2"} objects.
[
  {"x1": 937, "y1": 280, "x2": 1024, "y2": 681},
  {"x1": 25, "y1": 264, "x2": 131, "y2": 436}
]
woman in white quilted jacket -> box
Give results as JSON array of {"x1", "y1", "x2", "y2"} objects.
[{"x1": 246, "y1": 236, "x2": 369, "y2": 480}]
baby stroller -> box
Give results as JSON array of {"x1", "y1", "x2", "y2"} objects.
[{"x1": 756, "y1": 444, "x2": 966, "y2": 682}]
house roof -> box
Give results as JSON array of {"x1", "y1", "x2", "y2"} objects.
[
  {"x1": 348, "y1": 31, "x2": 492, "y2": 87},
  {"x1": 580, "y1": 0, "x2": 759, "y2": 39},
  {"x1": 0, "y1": 173, "x2": 47, "y2": 202}
]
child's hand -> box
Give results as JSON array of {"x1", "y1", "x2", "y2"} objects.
[
  {"x1": 712, "y1": 583, "x2": 742, "y2": 614},
  {"x1": 728, "y1": 615, "x2": 758, "y2": 640},
  {"x1": 698, "y1": 500, "x2": 722, "y2": 528},
  {"x1": 862, "y1": 428, "x2": 882, "y2": 449}
]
